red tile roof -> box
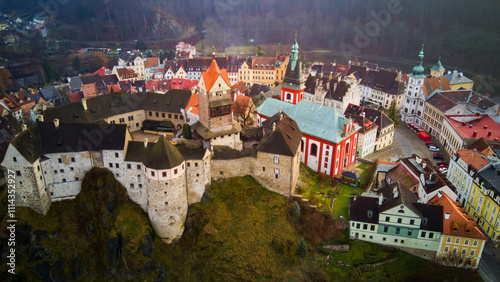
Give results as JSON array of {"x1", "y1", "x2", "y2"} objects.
[
  {"x1": 456, "y1": 149, "x2": 490, "y2": 171},
  {"x1": 116, "y1": 68, "x2": 138, "y2": 79},
  {"x1": 201, "y1": 60, "x2": 231, "y2": 92},
  {"x1": 423, "y1": 77, "x2": 450, "y2": 97},
  {"x1": 107, "y1": 85, "x2": 121, "y2": 93},
  {"x1": 446, "y1": 114, "x2": 500, "y2": 141},
  {"x1": 429, "y1": 193, "x2": 487, "y2": 240},
  {"x1": 93, "y1": 67, "x2": 110, "y2": 76},
  {"x1": 144, "y1": 57, "x2": 159, "y2": 69}
]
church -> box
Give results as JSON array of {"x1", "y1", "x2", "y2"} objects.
[{"x1": 256, "y1": 36, "x2": 360, "y2": 177}]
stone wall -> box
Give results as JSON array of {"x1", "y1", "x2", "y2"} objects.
[
  {"x1": 146, "y1": 163, "x2": 188, "y2": 243},
  {"x1": 253, "y1": 151, "x2": 295, "y2": 197},
  {"x1": 211, "y1": 132, "x2": 242, "y2": 150},
  {"x1": 105, "y1": 110, "x2": 145, "y2": 132},
  {"x1": 211, "y1": 157, "x2": 253, "y2": 181},
  {"x1": 208, "y1": 113, "x2": 233, "y2": 130},
  {"x1": 185, "y1": 153, "x2": 211, "y2": 204}
]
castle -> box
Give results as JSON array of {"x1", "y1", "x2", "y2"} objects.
[
  {"x1": 2, "y1": 59, "x2": 302, "y2": 243},
  {"x1": 3, "y1": 38, "x2": 358, "y2": 242}
]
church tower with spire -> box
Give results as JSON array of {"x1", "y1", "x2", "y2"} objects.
[
  {"x1": 402, "y1": 45, "x2": 428, "y2": 126},
  {"x1": 280, "y1": 35, "x2": 305, "y2": 105}
]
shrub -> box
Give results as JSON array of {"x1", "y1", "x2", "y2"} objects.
[{"x1": 296, "y1": 239, "x2": 307, "y2": 258}]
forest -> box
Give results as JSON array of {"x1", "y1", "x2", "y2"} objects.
[{"x1": 2, "y1": 0, "x2": 500, "y2": 80}]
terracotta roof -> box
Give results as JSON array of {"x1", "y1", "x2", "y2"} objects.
[
  {"x1": 231, "y1": 81, "x2": 250, "y2": 94},
  {"x1": 465, "y1": 137, "x2": 500, "y2": 157},
  {"x1": 446, "y1": 114, "x2": 500, "y2": 141},
  {"x1": 428, "y1": 193, "x2": 486, "y2": 240},
  {"x1": 116, "y1": 68, "x2": 138, "y2": 79},
  {"x1": 93, "y1": 67, "x2": 110, "y2": 76},
  {"x1": 144, "y1": 57, "x2": 159, "y2": 69},
  {"x1": 68, "y1": 91, "x2": 84, "y2": 103},
  {"x1": 232, "y1": 95, "x2": 251, "y2": 112},
  {"x1": 423, "y1": 77, "x2": 450, "y2": 97},
  {"x1": 185, "y1": 92, "x2": 199, "y2": 115},
  {"x1": 201, "y1": 60, "x2": 231, "y2": 92},
  {"x1": 456, "y1": 149, "x2": 490, "y2": 171}
]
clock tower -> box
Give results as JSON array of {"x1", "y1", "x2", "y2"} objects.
[{"x1": 280, "y1": 35, "x2": 305, "y2": 105}]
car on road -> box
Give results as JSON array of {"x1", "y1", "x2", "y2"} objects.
[
  {"x1": 426, "y1": 142, "x2": 436, "y2": 147},
  {"x1": 428, "y1": 146, "x2": 440, "y2": 152},
  {"x1": 433, "y1": 152, "x2": 444, "y2": 159},
  {"x1": 439, "y1": 164, "x2": 448, "y2": 169},
  {"x1": 439, "y1": 167, "x2": 448, "y2": 173}
]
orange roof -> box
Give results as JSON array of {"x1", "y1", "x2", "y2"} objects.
[
  {"x1": 429, "y1": 193, "x2": 487, "y2": 240},
  {"x1": 116, "y1": 68, "x2": 138, "y2": 79},
  {"x1": 456, "y1": 149, "x2": 490, "y2": 171},
  {"x1": 107, "y1": 85, "x2": 121, "y2": 93},
  {"x1": 423, "y1": 77, "x2": 451, "y2": 97},
  {"x1": 185, "y1": 92, "x2": 199, "y2": 115},
  {"x1": 144, "y1": 57, "x2": 159, "y2": 69},
  {"x1": 201, "y1": 60, "x2": 231, "y2": 92}
]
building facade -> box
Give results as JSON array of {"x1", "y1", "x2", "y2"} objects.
[{"x1": 402, "y1": 46, "x2": 427, "y2": 126}]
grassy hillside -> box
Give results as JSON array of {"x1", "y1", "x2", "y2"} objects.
[{"x1": 0, "y1": 168, "x2": 482, "y2": 281}]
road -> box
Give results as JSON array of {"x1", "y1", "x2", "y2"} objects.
[{"x1": 479, "y1": 241, "x2": 500, "y2": 282}]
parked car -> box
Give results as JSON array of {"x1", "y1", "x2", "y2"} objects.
[
  {"x1": 439, "y1": 167, "x2": 448, "y2": 173},
  {"x1": 433, "y1": 152, "x2": 444, "y2": 160},
  {"x1": 439, "y1": 164, "x2": 448, "y2": 169},
  {"x1": 428, "y1": 146, "x2": 440, "y2": 152},
  {"x1": 437, "y1": 161, "x2": 447, "y2": 166}
]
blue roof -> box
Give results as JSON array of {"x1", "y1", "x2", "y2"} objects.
[
  {"x1": 39, "y1": 87, "x2": 61, "y2": 101},
  {"x1": 256, "y1": 98, "x2": 360, "y2": 144},
  {"x1": 441, "y1": 72, "x2": 473, "y2": 85}
]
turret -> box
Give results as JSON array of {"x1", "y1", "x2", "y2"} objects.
[
  {"x1": 281, "y1": 34, "x2": 305, "y2": 105},
  {"x1": 411, "y1": 44, "x2": 425, "y2": 77},
  {"x1": 143, "y1": 136, "x2": 187, "y2": 243},
  {"x1": 430, "y1": 57, "x2": 445, "y2": 77}
]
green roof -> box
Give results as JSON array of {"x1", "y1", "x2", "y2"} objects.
[
  {"x1": 431, "y1": 59, "x2": 445, "y2": 72},
  {"x1": 256, "y1": 99, "x2": 359, "y2": 144}
]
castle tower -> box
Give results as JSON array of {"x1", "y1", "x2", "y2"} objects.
[
  {"x1": 280, "y1": 35, "x2": 305, "y2": 104},
  {"x1": 144, "y1": 136, "x2": 188, "y2": 243},
  {"x1": 430, "y1": 57, "x2": 445, "y2": 77},
  {"x1": 193, "y1": 59, "x2": 243, "y2": 150}
]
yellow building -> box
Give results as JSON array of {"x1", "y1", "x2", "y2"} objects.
[
  {"x1": 430, "y1": 193, "x2": 487, "y2": 269},
  {"x1": 238, "y1": 54, "x2": 289, "y2": 87},
  {"x1": 441, "y1": 70, "x2": 474, "y2": 90},
  {"x1": 468, "y1": 168, "x2": 500, "y2": 244}
]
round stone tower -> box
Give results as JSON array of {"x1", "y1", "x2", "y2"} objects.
[{"x1": 143, "y1": 136, "x2": 187, "y2": 243}]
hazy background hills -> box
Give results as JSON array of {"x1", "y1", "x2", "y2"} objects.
[{"x1": 2, "y1": 0, "x2": 499, "y2": 86}]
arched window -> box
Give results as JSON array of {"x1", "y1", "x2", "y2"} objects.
[
  {"x1": 300, "y1": 140, "x2": 304, "y2": 152},
  {"x1": 345, "y1": 143, "x2": 349, "y2": 153},
  {"x1": 286, "y1": 93, "x2": 292, "y2": 100},
  {"x1": 311, "y1": 144, "x2": 318, "y2": 156}
]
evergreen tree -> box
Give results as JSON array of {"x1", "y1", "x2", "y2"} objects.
[
  {"x1": 256, "y1": 45, "x2": 265, "y2": 57},
  {"x1": 182, "y1": 123, "x2": 192, "y2": 139},
  {"x1": 296, "y1": 239, "x2": 307, "y2": 258},
  {"x1": 293, "y1": 201, "x2": 300, "y2": 216},
  {"x1": 388, "y1": 99, "x2": 399, "y2": 126},
  {"x1": 135, "y1": 38, "x2": 147, "y2": 51},
  {"x1": 72, "y1": 55, "x2": 81, "y2": 73},
  {"x1": 159, "y1": 51, "x2": 165, "y2": 64}
]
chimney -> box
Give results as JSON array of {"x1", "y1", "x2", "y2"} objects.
[
  {"x1": 488, "y1": 131, "x2": 492, "y2": 137},
  {"x1": 473, "y1": 131, "x2": 477, "y2": 137},
  {"x1": 144, "y1": 138, "x2": 148, "y2": 148},
  {"x1": 21, "y1": 124, "x2": 27, "y2": 131},
  {"x1": 361, "y1": 112, "x2": 365, "y2": 117},
  {"x1": 445, "y1": 212, "x2": 450, "y2": 220},
  {"x1": 54, "y1": 118, "x2": 60, "y2": 129},
  {"x1": 378, "y1": 193, "x2": 383, "y2": 206},
  {"x1": 461, "y1": 122, "x2": 466, "y2": 126},
  {"x1": 484, "y1": 125, "x2": 488, "y2": 129},
  {"x1": 82, "y1": 98, "x2": 88, "y2": 110},
  {"x1": 438, "y1": 191, "x2": 442, "y2": 198},
  {"x1": 272, "y1": 122, "x2": 276, "y2": 131}
]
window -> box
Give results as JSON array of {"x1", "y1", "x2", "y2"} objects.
[
  {"x1": 394, "y1": 239, "x2": 398, "y2": 243},
  {"x1": 163, "y1": 172, "x2": 167, "y2": 177},
  {"x1": 473, "y1": 241, "x2": 478, "y2": 247},
  {"x1": 62, "y1": 179, "x2": 66, "y2": 182},
  {"x1": 363, "y1": 224, "x2": 367, "y2": 230},
  {"x1": 139, "y1": 184, "x2": 143, "y2": 188},
  {"x1": 383, "y1": 237, "x2": 386, "y2": 241},
  {"x1": 115, "y1": 164, "x2": 119, "y2": 168},
  {"x1": 310, "y1": 144, "x2": 318, "y2": 156},
  {"x1": 162, "y1": 113, "x2": 165, "y2": 118},
  {"x1": 263, "y1": 167, "x2": 266, "y2": 172},
  {"x1": 470, "y1": 250, "x2": 475, "y2": 256},
  {"x1": 60, "y1": 169, "x2": 64, "y2": 173},
  {"x1": 16, "y1": 170, "x2": 21, "y2": 176},
  {"x1": 127, "y1": 164, "x2": 131, "y2": 169},
  {"x1": 174, "y1": 169, "x2": 178, "y2": 175},
  {"x1": 115, "y1": 153, "x2": 119, "y2": 158},
  {"x1": 54, "y1": 170, "x2": 57, "y2": 174},
  {"x1": 356, "y1": 223, "x2": 360, "y2": 229},
  {"x1": 58, "y1": 158, "x2": 62, "y2": 163},
  {"x1": 71, "y1": 157, "x2": 75, "y2": 162},
  {"x1": 195, "y1": 162, "x2": 198, "y2": 167},
  {"x1": 461, "y1": 249, "x2": 467, "y2": 255},
  {"x1": 397, "y1": 218, "x2": 402, "y2": 223},
  {"x1": 109, "y1": 163, "x2": 113, "y2": 168},
  {"x1": 421, "y1": 231, "x2": 426, "y2": 238},
  {"x1": 464, "y1": 240, "x2": 469, "y2": 245},
  {"x1": 401, "y1": 240, "x2": 405, "y2": 244},
  {"x1": 168, "y1": 114, "x2": 172, "y2": 118},
  {"x1": 151, "y1": 171, "x2": 155, "y2": 177},
  {"x1": 383, "y1": 226, "x2": 388, "y2": 233},
  {"x1": 407, "y1": 229, "x2": 413, "y2": 236},
  {"x1": 396, "y1": 228, "x2": 400, "y2": 234},
  {"x1": 455, "y1": 238, "x2": 460, "y2": 244},
  {"x1": 137, "y1": 165, "x2": 141, "y2": 170},
  {"x1": 370, "y1": 225, "x2": 375, "y2": 231},
  {"x1": 274, "y1": 156, "x2": 279, "y2": 164},
  {"x1": 70, "y1": 167, "x2": 74, "y2": 171},
  {"x1": 13, "y1": 157, "x2": 17, "y2": 162},
  {"x1": 155, "y1": 112, "x2": 159, "y2": 117},
  {"x1": 444, "y1": 246, "x2": 449, "y2": 253},
  {"x1": 452, "y1": 247, "x2": 458, "y2": 254},
  {"x1": 429, "y1": 233, "x2": 434, "y2": 239},
  {"x1": 410, "y1": 219, "x2": 415, "y2": 225},
  {"x1": 75, "y1": 177, "x2": 79, "y2": 181},
  {"x1": 386, "y1": 216, "x2": 390, "y2": 222},
  {"x1": 130, "y1": 184, "x2": 134, "y2": 188},
  {"x1": 447, "y1": 237, "x2": 452, "y2": 243}
]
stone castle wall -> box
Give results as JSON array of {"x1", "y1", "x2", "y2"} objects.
[
  {"x1": 211, "y1": 157, "x2": 254, "y2": 180},
  {"x1": 185, "y1": 154, "x2": 211, "y2": 204},
  {"x1": 253, "y1": 151, "x2": 296, "y2": 197}
]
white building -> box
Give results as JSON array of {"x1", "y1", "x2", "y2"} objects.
[{"x1": 402, "y1": 46, "x2": 427, "y2": 126}]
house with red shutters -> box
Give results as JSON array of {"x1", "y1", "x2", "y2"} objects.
[{"x1": 256, "y1": 36, "x2": 360, "y2": 177}]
